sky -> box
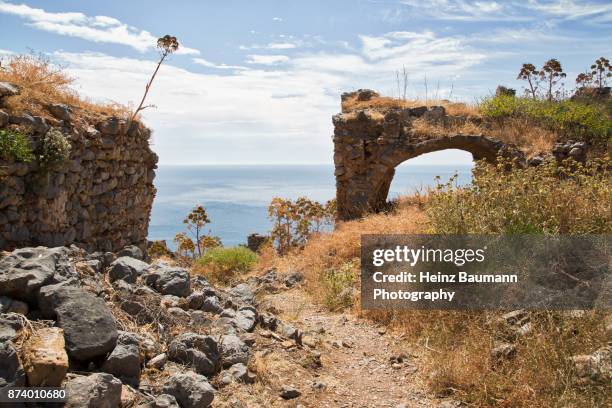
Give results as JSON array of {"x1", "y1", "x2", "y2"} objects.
[{"x1": 0, "y1": 0, "x2": 611, "y2": 165}]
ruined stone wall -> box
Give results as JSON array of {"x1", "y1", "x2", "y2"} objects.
[
  {"x1": 0, "y1": 84, "x2": 157, "y2": 252},
  {"x1": 333, "y1": 90, "x2": 524, "y2": 221}
]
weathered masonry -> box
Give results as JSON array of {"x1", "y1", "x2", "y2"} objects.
[
  {"x1": 333, "y1": 90, "x2": 525, "y2": 221},
  {"x1": 0, "y1": 82, "x2": 157, "y2": 252}
]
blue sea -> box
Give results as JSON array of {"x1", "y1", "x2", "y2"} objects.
[{"x1": 148, "y1": 164, "x2": 473, "y2": 247}]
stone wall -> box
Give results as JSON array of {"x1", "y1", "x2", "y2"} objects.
[
  {"x1": 0, "y1": 83, "x2": 158, "y2": 252},
  {"x1": 333, "y1": 89, "x2": 524, "y2": 221}
]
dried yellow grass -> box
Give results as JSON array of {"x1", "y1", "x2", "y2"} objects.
[
  {"x1": 0, "y1": 53, "x2": 130, "y2": 121},
  {"x1": 341, "y1": 94, "x2": 481, "y2": 117},
  {"x1": 410, "y1": 117, "x2": 556, "y2": 158}
]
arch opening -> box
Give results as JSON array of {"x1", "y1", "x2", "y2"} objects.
[{"x1": 388, "y1": 149, "x2": 474, "y2": 201}]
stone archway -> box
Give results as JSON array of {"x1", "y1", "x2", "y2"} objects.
[{"x1": 333, "y1": 94, "x2": 524, "y2": 221}]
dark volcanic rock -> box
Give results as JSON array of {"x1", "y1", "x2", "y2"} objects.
[
  {"x1": 107, "y1": 256, "x2": 149, "y2": 283},
  {"x1": 220, "y1": 334, "x2": 251, "y2": 367},
  {"x1": 228, "y1": 283, "x2": 255, "y2": 305},
  {"x1": 0, "y1": 247, "x2": 76, "y2": 302},
  {"x1": 63, "y1": 372, "x2": 122, "y2": 408},
  {"x1": 101, "y1": 332, "x2": 141, "y2": 387},
  {"x1": 163, "y1": 372, "x2": 215, "y2": 408},
  {"x1": 0, "y1": 341, "x2": 25, "y2": 388},
  {"x1": 167, "y1": 333, "x2": 220, "y2": 376},
  {"x1": 143, "y1": 263, "x2": 190, "y2": 297},
  {"x1": 117, "y1": 245, "x2": 144, "y2": 260},
  {"x1": 38, "y1": 282, "x2": 117, "y2": 361}
]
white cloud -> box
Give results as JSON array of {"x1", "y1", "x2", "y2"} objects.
[
  {"x1": 193, "y1": 57, "x2": 249, "y2": 70},
  {"x1": 398, "y1": 0, "x2": 612, "y2": 22},
  {"x1": 54, "y1": 51, "x2": 340, "y2": 164},
  {"x1": 272, "y1": 17, "x2": 283, "y2": 22},
  {"x1": 246, "y1": 54, "x2": 290, "y2": 65},
  {"x1": 0, "y1": 1, "x2": 200, "y2": 53},
  {"x1": 266, "y1": 42, "x2": 297, "y2": 50},
  {"x1": 398, "y1": 0, "x2": 520, "y2": 21},
  {"x1": 240, "y1": 42, "x2": 298, "y2": 51},
  {"x1": 525, "y1": 0, "x2": 612, "y2": 21}
]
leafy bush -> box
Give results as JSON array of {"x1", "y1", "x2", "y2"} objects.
[
  {"x1": 480, "y1": 95, "x2": 611, "y2": 143},
  {"x1": 194, "y1": 246, "x2": 257, "y2": 284},
  {"x1": 0, "y1": 129, "x2": 34, "y2": 162},
  {"x1": 268, "y1": 197, "x2": 335, "y2": 254},
  {"x1": 427, "y1": 157, "x2": 611, "y2": 234},
  {"x1": 321, "y1": 259, "x2": 358, "y2": 310},
  {"x1": 40, "y1": 129, "x2": 71, "y2": 168}
]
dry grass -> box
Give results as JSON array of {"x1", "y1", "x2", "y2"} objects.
[
  {"x1": 411, "y1": 117, "x2": 483, "y2": 137},
  {"x1": 486, "y1": 118, "x2": 557, "y2": 158},
  {"x1": 0, "y1": 53, "x2": 130, "y2": 121},
  {"x1": 272, "y1": 203, "x2": 428, "y2": 307},
  {"x1": 410, "y1": 117, "x2": 556, "y2": 158},
  {"x1": 259, "y1": 190, "x2": 611, "y2": 407},
  {"x1": 341, "y1": 94, "x2": 481, "y2": 117}
]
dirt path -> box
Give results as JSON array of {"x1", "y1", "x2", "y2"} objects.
[{"x1": 216, "y1": 287, "x2": 457, "y2": 408}]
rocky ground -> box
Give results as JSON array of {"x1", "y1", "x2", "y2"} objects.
[{"x1": 1, "y1": 245, "x2": 608, "y2": 407}]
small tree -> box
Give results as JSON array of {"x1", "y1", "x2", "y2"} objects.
[
  {"x1": 517, "y1": 63, "x2": 540, "y2": 100},
  {"x1": 575, "y1": 71, "x2": 594, "y2": 88},
  {"x1": 590, "y1": 57, "x2": 611, "y2": 90},
  {"x1": 268, "y1": 197, "x2": 336, "y2": 255},
  {"x1": 174, "y1": 232, "x2": 196, "y2": 258},
  {"x1": 127, "y1": 35, "x2": 179, "y2": 131},
  {"x1": 540, "y1": 58, "x2": 566, "y2": 101},
  {"x1": 184, "y1": 205, "x2": 211, "y2": 257}
]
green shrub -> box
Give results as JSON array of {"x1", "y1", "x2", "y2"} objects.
[
  {"x1": 426, "y1": 157, "x2": 611, "y2": 234},
  {"x1": 321, "y1": 259, "x2": 358, "y2": 310},
  {"x1": 0, "y1": 129, "x2": 34, "y2": 162},
  {"x1": 480, "y1": 95, "x2": 611, "y2": 143},
  {"x1": 194, "y1": 246, "x2": 257, "y2": 284},
  {"x1": 40, "y1": 128, "x2": 71, "y2": 168}
]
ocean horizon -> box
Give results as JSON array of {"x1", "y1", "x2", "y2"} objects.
[{"x1": 148, "y1": 163, "x2": 473, "y2": 248}]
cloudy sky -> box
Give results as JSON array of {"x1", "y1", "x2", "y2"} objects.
[{"x1": 0, "y1": 0, "x2": 610, "y2": 165}]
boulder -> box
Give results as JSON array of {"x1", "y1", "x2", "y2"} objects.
[
  {"x1": 233, "y1": 307, "x2": 257, "y2": 332},
  {"x1": 38, "y1": 283, "x2": 117, "y2": 361},
  {"x1": 101, "y1": 338, "x2": 141, "y2": 387},
  {"x1": 201, "y1": 296, "x2": 223, "y2": 314},
  {"x1": 0, "y1": 341, "x2": 25, "y2": 388},
  {"x1": 117, "y1": 245, "x2": 144, "y2": 260},
  {"x1": 0, "y1": 247, "x2": 75, "y2": 302},
  {"x1": 0, "y1": 313, "x2": 25, "y2": 343},
  {"x1": 163, "y1": 372, "x2": 215, "y2": 408},
  {"x1": 143, "y1": 264, "x2": 190, "y2": 297},
  {"x1": 220, "y1": 334, "x2": 251, "y2": 367},
  {"x1": 167, "y1": 333, "x2": 220, "y2": 376},
  {"x1": 186, "y1": 292, "x2": 204, "y2": 310},
  {"x1": 21, "y1": 327, "x2": 68, "y2": 386},
  {"x1": 64, "y1": 373, "x2": 122, "y2": 408},
  {"x1": 228, "y1": 283, "x2": 255, "y2": 305},
  {"x1": 107, "y1": 256, "x2": 149, "y2": 283}
]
